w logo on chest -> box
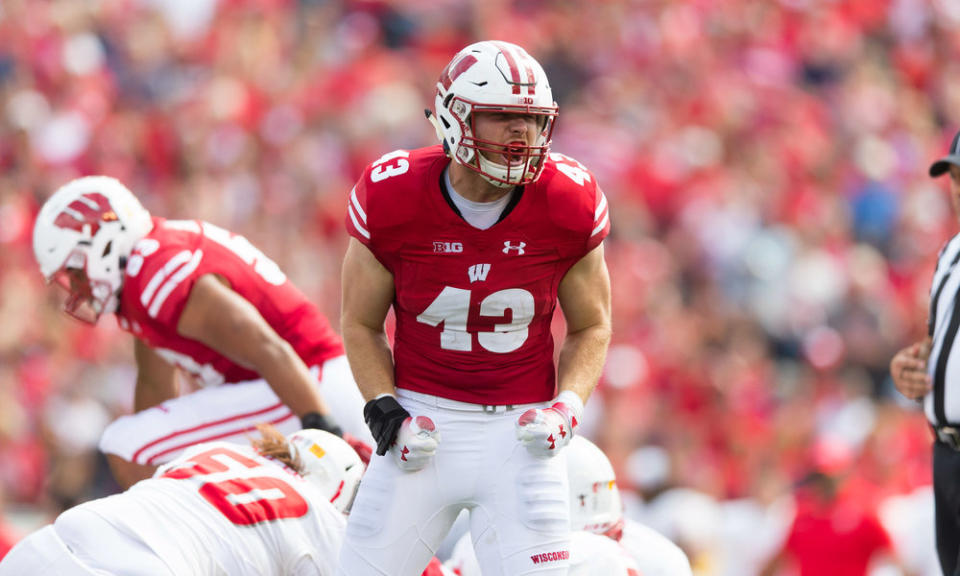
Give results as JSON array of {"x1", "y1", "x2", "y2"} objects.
[{"x1": 468, "y1": 264, "x2": 491, "y2": 283}]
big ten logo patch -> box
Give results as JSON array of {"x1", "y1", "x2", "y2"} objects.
[{"x1": 434, "y1": 241, "x2": 463, "y2": 254}]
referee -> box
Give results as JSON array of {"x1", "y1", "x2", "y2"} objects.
[{"x1": 892, "y1": 128, "x2": 960, "y2": 575}]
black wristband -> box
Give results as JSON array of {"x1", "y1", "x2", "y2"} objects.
[
  {"x1": 363, "y1": 396, "x2": 411, "y2": 456},
  {"x1": 300, "y1": 411, "x2": 343, "y2": 437}
]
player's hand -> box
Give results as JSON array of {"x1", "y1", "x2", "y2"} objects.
[
  {"x1": 300, "y1": 411, "x2": 344, "y2": 437},
  {"x1": 515, "y1": 393, "x2": 581, "y2": 458},
  {"x1": 391, "y1": 416, "x2": 440, "y2": 472},
  {"x1": 364, "y1": 395, "x2": 411, "y2": 455},
  {"x1": 891, "y1": 339, "x2": 932, "y2": 401}
]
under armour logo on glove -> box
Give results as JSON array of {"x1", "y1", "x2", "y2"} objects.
[
  {"x1": 392, "y1": 415, "x2": 440, "y2": 472},
  {"x1": 515, "y1": 391, "x2": 583, "y2": 458}
]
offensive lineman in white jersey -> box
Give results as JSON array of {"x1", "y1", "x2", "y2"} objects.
[
  {"x1": 445, "y1": 436, "x2": 692, "y2": 576},
  {"x1": 0, "y1": 426, "x2": 362, "y2": 576}
]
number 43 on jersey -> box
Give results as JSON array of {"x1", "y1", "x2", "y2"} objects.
[{"x1": 416, "y1": 287, "x2": 535, "y2": 353}]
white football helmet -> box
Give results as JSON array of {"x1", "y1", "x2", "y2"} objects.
[
  {"x1": 32, "y1": 176, "x2": 153, "y2": 324},
  {"x1": 431, "y1": 40, "x2": 558, "y2": 188},
  {"x1": 567, "y1": 436, "x2": 624, "y2": 539},
  {"x1": 287, "y1": 429, "x2": 365, "y2": 515}
]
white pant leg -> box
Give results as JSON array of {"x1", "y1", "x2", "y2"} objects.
[
  {"x1": 100, "y1": 356, "x2": 371, "y2": 466},
  {"x1": 314, "y1": 356, "x2": 374, "y2": 445},
  {"x1": 0, "y1": 525, "x2": 100, "y2": 576},
  {"x1": 99, "y1": 379, "x2": 298, "y2": 465},
  {"x1": 338, "y1": 392, "x2": 570, "y2": 576},
  {"x1": 468, "y1": 411, "x2": 571, "y2": 576},
  {"x1": 337, "y1": 395, "x2": 478, "y2": 576},
  {"x1": 54, "y1": 506, "x2": 174, "y2": 576}
]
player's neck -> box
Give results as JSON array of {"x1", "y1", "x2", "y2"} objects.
[{"x1": 448, "y1": 161, "x2": 515, "y2": 203}]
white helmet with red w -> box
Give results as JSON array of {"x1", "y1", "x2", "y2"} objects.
[
  {"x1": 287, "y1": 429, "x2": 365, "y2": 515},
  {"x1": 32, "y1": 176, "x2": 153, "y2": 323},
  {"x1": 431, "y1": 40, "x2": 558, "y2": 188},
  {"x1": 566, "y1": 436, "x2": 625, "y2": 540}
]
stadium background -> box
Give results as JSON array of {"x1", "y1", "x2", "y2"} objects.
[{"x1": 0, "y1": 0, "x2": 958, "y2": 573}]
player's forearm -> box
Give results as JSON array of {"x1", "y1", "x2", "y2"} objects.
[
  {"x1": 255, "y1": 339, "x2": 331, "y2": 417},
  {"x1": 342, "y1": 322, "x2": 397, "y2": 401},
  {"x1": 133, "y1": 377, "x2": 179, "y2": 413},
  {"x1": 556, "y1": 323, "x2": 612, "y2": 404}
]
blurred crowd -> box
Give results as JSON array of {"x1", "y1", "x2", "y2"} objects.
[{"x1": 1, "y1": 0, "x2": 959, "y2": 573}]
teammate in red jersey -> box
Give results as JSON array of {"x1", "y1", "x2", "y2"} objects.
[
  {"x1": 32, "y1": 176, "x2": 372, "y2": 488},
  {"x1": 338, "y1": 40, "x2": 612, "y2": 576}
]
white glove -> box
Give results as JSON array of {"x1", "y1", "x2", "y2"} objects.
[
  {"x1": 391, "y1": 415, "x2": 440, "y2": 471},
  {"x1": 515, "y1": 391, "x2": 584, "y2": 458}
]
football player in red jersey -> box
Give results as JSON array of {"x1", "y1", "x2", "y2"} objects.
[
  {"x1": 339, "y1": 41, "x2": 612, "y2": 576},
  {"x1": 32, "y1": 176, "x2": 373, "y2": 488}
]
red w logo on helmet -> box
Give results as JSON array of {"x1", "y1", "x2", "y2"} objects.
[
  {"x1": 53, "y1": 193, "x2": 118, "y2": 236},
  {"x1": 440, "y1": 54, "x2": 478, "y2": 91}
]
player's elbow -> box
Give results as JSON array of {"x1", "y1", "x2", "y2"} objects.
[
  {"x1": 569, "y1": 317, "x2": 612, "y2": 342},
  {"x1": 342, "y1": 314, "x2": 385, "y2": 343},
  {"x1": 257, "y1": 333, "x2": 298, "y2": 367}
]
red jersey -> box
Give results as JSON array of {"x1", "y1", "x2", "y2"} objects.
[
  {"x1": 783, "y1": 496, "x2": 894, "y2": 576},
  {"x1": 346, "y1": 146, "x2": 609, "y2": 405},
  {"x1": 116, "y1": 218, "x2": 343, "y2": 387}
]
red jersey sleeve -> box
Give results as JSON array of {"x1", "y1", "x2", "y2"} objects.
[
  {"x1": 540, "y1": 153, "x2": 610, "y2": 261},
  {"x1": 588, "y1": 184, "x2": 610, "y2": 252},
  {"x1": 123, "y1": 231, "x2": 203, "y2": 330},
  {"x1": 346, "y1": 179, "x2": 372, "y2": 248},
  {"x1": 345, "y1": 148, "x2": 443, "y2": 272}
]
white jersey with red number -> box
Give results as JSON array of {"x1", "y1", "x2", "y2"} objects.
[
  {"x1": 117, "y1": 218, "x2": 343, "y2": 386},
  {"x1": 80, "y1": 441, "x2": 345, "y2": 575},
  {"x1": 345, "y1": 146, "x2": 609, "y2": 405}
]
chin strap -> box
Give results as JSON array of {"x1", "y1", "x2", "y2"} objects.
[{"x1": 424, "y1": 109, "x2": 448, "y2": 152}]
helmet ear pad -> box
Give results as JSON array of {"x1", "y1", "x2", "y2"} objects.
[{"x1": 432, "y1": 41, "x2": 558, "y2": 187}]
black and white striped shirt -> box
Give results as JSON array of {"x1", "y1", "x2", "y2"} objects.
[{"x1": 927, "y1": 233, "x2": 960, "y2": 426}]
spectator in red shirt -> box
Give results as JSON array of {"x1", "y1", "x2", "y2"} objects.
[{"x1": 759, "y1": 469, "x2": 907, "y2": 576}]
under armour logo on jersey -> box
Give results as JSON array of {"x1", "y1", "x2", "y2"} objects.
[
  {"x1": 53, "y1": 193, "x2": 118, "y2": 237},
  {"x1": 434, "y1": 241, "x2": 463, "y2": 253},
  {"x1": 503, "y1": 241, "x2": 526, "y2": 255},
  {"x1": 468, "y1": 264, "x2": 491, "y2": 283}
]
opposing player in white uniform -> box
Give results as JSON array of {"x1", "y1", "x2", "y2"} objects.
[
  {"x1": 0, "y1": 426, "x2": 362, "y2": 575},
  {"x1": 32, "y1": 176, "x2": 372, "y2": 487},
  {"x1": 445, "y1": 436, "x2": 691, "y2": 576}
]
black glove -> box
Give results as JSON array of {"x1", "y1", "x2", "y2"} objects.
[
  {"x1": 364, "y1": 396, "x2": 411, "y2": 456},
  {"x1": 300, "y1": 411, "x2": 343, "y2": 437}
]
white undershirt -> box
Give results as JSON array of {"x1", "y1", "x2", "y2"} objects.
[{"x1": 444, "y1": 168, "x2": 513, "y2": 230}]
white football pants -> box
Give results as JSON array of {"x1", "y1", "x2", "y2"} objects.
[
  {"x1": 337, "y1": 389, "x2": 571, "y2": 576},
  {"x1": 99, "y1": 355, "x2": 372, "y2": 466},
  {"x1": 0, "y1": 507, "x2": 172, "y2": 576}
]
